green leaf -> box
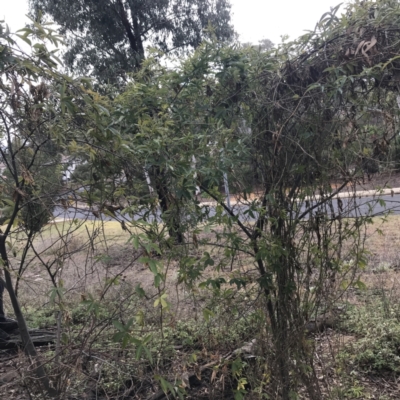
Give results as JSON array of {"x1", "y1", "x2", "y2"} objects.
[
  {"x1": 136, "y1": 310, "x2": 145, "y2": 326},
  {"x1": 160, "y1": 297, "x2": 168, "y2": 308},
  {"x1": 353, "y1": 279, "x2": 367, "y2": 291},
  {"x1": 381, "y1": 55, "x2": 400, "y2": 71},
  {"x1": 61, "y1": 332, "x2": 69, "y2": 345},
  {"x1": 135, "y1": 284, "x2": 146, "y2": 298},
  {"x1": 305, "y1": 83, "x2": 321, "y2": 93},
  {"x1": 112, "y1": 320, "x2": 126, "y2": 332},
  {"x1": 202, "y1": 308, "x2": 215, "y2": 322},
  {"x1": 15, "y1": 34, "x2": 31, "y2": 46},
  {"x1": 131, "y1": 235, "x2": 139, "y2": 249},
  {"x1": 96, "y1": 104, "x2": 110, "y2": 116},
  {"x1": 144, "y1": 346, "x2": 153, "y2": 364},
  {"x1": 112, "y1": 331, "x2": 126, "y2": 342},
  {"x1": 154, "y1": 273, "x2": 162, "y2": 288},
  {"x1": 136, "y1": 344, "x2": 143, "y2": 359}
]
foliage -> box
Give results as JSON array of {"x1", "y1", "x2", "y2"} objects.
[
  {"x1": 106, "y1": 1, "x2": 400, "y2": 396},
  {"x1": 0, "y1": 16, "x2": 126, "y2": 398},
  {"x1": 29, "y1": 0, "x2": 235, "y2": 83},
  {"x1": 4, "y1": 1, "x2": 400, "y2": 398},
  {"x1": 24, "y1": 306, "x2": 56, "y2": 329},
  {"x1": 342, "y1": 296, "x2": 400, "y2": 373}
]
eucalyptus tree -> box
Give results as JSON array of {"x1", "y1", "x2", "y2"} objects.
[{"x1": 29, "y1": 0, "x2": 235, "y2": 84}]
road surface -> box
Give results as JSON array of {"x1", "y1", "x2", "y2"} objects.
[{"x1": 52, "y1": 193, "x2": 400, "y2": 223}]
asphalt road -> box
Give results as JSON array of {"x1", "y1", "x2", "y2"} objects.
[{"x1": 52, "y1": 193, "x2": 400, "y2": 223}]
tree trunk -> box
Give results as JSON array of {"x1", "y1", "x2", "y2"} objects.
[
  {"x1": 152, "y1": 167, "x2": 184, "y2": 244},
  {"x1": 0, "y1": 236, "x2": 58, "y2": 398}
]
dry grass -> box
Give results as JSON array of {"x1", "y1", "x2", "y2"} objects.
[
  {"x1": 365, "y1": 214, "x2": 400, "y2": 266},
  {"x1": 4, "y1": 212, "x2": 400, "y2": 312},
  {"x1": 1, "y1": 220, "x2": 139, "y2": 313},
  {"x1": 357, "y1": 214, "x2": 400, "y2": 294},
  {"x1": 2, "y1": 213, "x2": 400, "y2": 398}
]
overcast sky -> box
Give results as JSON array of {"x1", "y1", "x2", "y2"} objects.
[
  {"x1": 2, "y1": 0, "x2": 346, "y2": 45},
  {"x1": 231, "y1": 0, "x2": 345, "y2": 44}
]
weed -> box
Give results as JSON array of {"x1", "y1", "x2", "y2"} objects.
[
  {"x1": 24, "y1": 306, "x2": 56, "y2": 329},
  {"x1": 341, "y1": 296, "x2": 400, "y2": 373}
]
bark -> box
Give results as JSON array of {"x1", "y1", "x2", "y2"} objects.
[
  {"x1": 115, "y1": 0, "x2": 145, "y2": 69},
  {"x1": 0, "y1": 275, "x2": 5, "y2": 320},
  {"x1": 0, "y1": 235, "x2": 58, "y2": 398},
  {"x1": 153, "y1": 166, "x2": 184, "y2": 244},
  {"x1": 116, "y1": 0, "x2": 139, "y2": 53}
]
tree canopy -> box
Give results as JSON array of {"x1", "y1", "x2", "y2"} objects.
[{"x1": 29, "y1": 0, "x2": 235, "y2": 83}]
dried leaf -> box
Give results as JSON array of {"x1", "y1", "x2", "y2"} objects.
[
  {"x1": 355, "y1": 40, "x2": 366, "y2": 56},
  {"x1": 194, "y1": 364, "x2": 201, "y2": 380},
  {"x1": 363, "y1": 36, "x2": 377, "y2": 54},
  {"x1": 21, "y1": 169, "x2": 34, "y2": 185},
  {"x1": 12, "y1": 187, "x2": 27, "y2": 202},
  {"x1": 211, "y1": 368, "x2": 218, "y2": 383},
  {"x1": 181, "y1": 372, "x2": 190, "y2": 388}
]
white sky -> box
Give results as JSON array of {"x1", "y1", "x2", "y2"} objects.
[
  {"x1": 231, "y1": 0, "x2": 346, "y2": 44},
  {"x1": 2, "y1": 0, "x2": 346, "y2": 45},
  {"x1": 2, "y1": 0, "x2": 29, "y2": 31}
]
